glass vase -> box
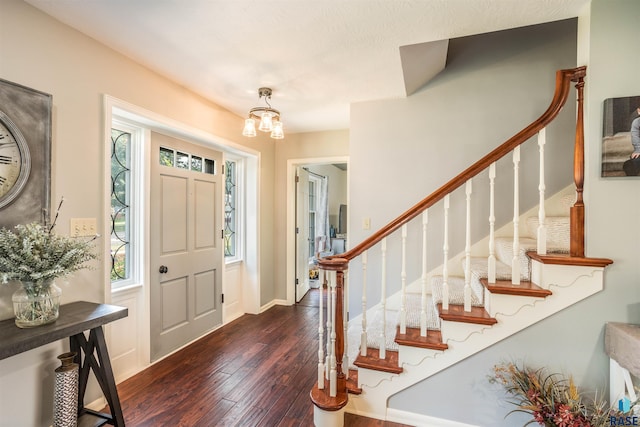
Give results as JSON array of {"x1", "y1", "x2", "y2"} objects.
[{"x1": 12, "y1": 280, "x2": 62, "y2": 328}]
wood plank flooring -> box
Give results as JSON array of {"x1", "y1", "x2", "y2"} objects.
[{"x1": 108, "y1": 289, "x2": 412, "y2": 426}]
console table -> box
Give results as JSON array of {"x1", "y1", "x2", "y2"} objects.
[{"x1": 0, "y1": 301, "x2": 128, "y2": 426}]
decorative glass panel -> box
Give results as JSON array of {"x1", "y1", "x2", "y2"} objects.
[
  {"x1": 224, "y1": 160, "x2": 236, "y2": 257},
  {"x1": 111, "y1": 129, "x2": 131, "y2": 281},
  {"x1": 176, "y1": 151, "x2": 190, "y2": 169},
  {"x1": 159, "y1": 147, "x2": 174, "y2": 167},
  {"x1": 191, "y1": 155, "x2": 203, "y2": 172},
  {"x1": 204, "y1": 158, "x2": 215, "y2": 175}
]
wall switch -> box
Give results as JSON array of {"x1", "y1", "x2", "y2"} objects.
[
  {"x1": 70, "y1": 218, "x2": 97, "y2": 237},
  {"x1": 362, "y1": 217, "x2": 371, "y2": 230}
]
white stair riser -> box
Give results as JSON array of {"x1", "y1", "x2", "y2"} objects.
[
  {"x1": 356, "y1": 364, "x2": 399, "y2": 389},
  {"x1": 483, "y1": 291, "x2": 545, "y2": 317},
  {"x1": 439, "y1": 320, "x2": 489, "y2": 343},
  {"x1": 531, "y1": 260, "x2": 605, "y2": 290},
  {"x1": 398, "y1": 345, "x2": 443, "y2": 366}
]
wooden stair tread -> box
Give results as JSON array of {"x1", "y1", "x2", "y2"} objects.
[
  {"x1": 346, "y1": 369, "x2": 362, "y2": 395},
  {"x1": 394, "y1": 326, "x2": 448, "y2": 351},
  {"x1": 354, "y1": 347, "x2": 403, "y2": 374},
  {"x1": 480, "y1": 278, "x2": 552, "y2": 297},
  {"x1": 436, "y1": 303, "x2": 497, "y2": 325},
  {"x1": 527, "y1": 251, "x2": 613, "y2": 267}
]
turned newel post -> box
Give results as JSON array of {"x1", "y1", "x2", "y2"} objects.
[
  {"x1": 570, "y1": 67, "x2": 586, "y2": 258},
  {"x1": 311, "y1": 257, "x2": 349, "y2": 413}
]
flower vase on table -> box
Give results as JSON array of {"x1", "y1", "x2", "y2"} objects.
[
  {"x1": 0, "y1": 198, "x2": 98, "y2": 328},
  {"x1": 12, "y1": 279, "x2": 62, "y2": 328}
]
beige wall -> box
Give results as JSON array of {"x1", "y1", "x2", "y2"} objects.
[{"x1": 0, "y1": 1, "x2": 278, "y2": 424}]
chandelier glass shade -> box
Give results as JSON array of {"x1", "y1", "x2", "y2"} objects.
[{"x1": 242, "y1": 87, "x2": 284, "y2": 139}]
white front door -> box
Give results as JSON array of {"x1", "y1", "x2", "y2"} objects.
[
  {"x1": 150, "y1": 132, "x2": 223, "y2": 361},
  {"x1": 295, "y1": 168, "x2": 310, "y2": 302}
]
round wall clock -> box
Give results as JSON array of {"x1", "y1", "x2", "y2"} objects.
[{"x1": 0, "y1": 110, "x2": 31, "y2": 209}]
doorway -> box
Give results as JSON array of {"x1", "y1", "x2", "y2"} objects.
[{"x1": 292, "y1": 160, "x2": 349, "y2": 303}]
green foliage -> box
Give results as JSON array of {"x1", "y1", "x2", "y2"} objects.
[{"x1": 0, "y1": 202, "x2": 98, "y2": 284}]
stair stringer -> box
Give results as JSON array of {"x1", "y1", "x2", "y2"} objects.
[{"x1": 344, "y1": 263, "x2": 606, "y2": 421}]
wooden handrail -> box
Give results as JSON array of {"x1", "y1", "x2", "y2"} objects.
[{"x1": 328, "y1": 66, "x2": 586, "y2": 263}]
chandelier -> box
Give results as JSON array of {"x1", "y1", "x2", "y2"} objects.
[{"x1": 242, "y1": 87, "x2": 284, "y2": 139}]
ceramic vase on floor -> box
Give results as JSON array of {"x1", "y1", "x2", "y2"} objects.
[
  {"x1": 11, "y1": 280, "x2": 61, "y2": 328},
  {"x1": 53, "y1": 352, "x2": 78, "y2": 427}
]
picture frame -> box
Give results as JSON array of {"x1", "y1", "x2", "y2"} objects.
[
  {"x1": 601, "y1": 95, "x2": 640, "y2": 177},
  {"x1": 0, "y1": 78, "x2": 52, "y2": 228}
]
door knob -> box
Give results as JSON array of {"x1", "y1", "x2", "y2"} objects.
[{"x1": 159, "y1": 265, "x2": 168, "y2": 274}]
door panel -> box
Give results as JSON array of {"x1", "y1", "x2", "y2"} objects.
[
  {"x1": 161, "y1": 175, "x2": 188, "y2": 253},
  {"x1": 194, "y1": 270, "x2": 216, "y2": 318},
  {"x1": 151, "y1": 132, "x2": 223, "y2": 361},
  {"x1": 194, "y1": 179, "x2": 216, "y2": 249}
]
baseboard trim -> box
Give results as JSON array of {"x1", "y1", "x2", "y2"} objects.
[
  {"x1": 386, "y1": 408, "x2": 480, "y2": 427},
  {"x1": 260, "y1": 299, "x2": 289, "y2": 313}
]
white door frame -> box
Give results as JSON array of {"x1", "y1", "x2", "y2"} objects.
[
  {"x1": 286, "y1": 156, "x2": 349, "y2": 305},
  {"x1": 103, "y1": 95, "x2": 261, "y2": 376}
]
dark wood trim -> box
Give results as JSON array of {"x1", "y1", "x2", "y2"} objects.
[
  {"x1": 571, "y1": 73, "x2": 586, "y2": 257},
  {"x1": 330, "y1": 66, "x2": 586, "y2": 262},
  {"x1": 437, "y1": 304, "x2": 497, "y2": 325},
  {"x1": 527, "y1": 251, "x2": 613, "y2": 267},
  {"x1": 346, "y1": 369, "x2": 362, "y2": 395},
  {"x1": 394, "y1": 326, "x2": 448, "y2": 351},
  {"x1": 310, "y1": 381, "x2": 349, "y2": 412},
  {"x1": 354, "y1": 347, "x2": 403, "y2": 374},
  {"x1": 480, "y1": 279, "x2": 552, "y2": 298}
]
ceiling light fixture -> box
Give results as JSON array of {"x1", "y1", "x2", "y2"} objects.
[{"x1": 242, "y1": 87, "x2": 284, "y2": 139}]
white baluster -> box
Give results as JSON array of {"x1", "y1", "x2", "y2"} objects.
[
  {"x1": 380, "y1": 238, "x2": 387, "y2": 360},
  {"x1": 329, "y1": 270, "x2": 337, "y2": 397},
  {"x1": 512, "y1": 146, "x2": 521, "y2": 285},
  {"x1": 400, "y1": 224, "x2": 408, "y2": 334},
  {"x1": 420, "y1": 210, "x2": 429, "y2": 337},
  {"x1": 343, "y1": 270, "x2": 349, "y2": 376},
  {"x1": 442, "y1": 194, "x2": 450, "y2": 310},
  {"x1": 317, "y1": 268, "x2": 325, "y2": 389},
  {"x1": 537, "y1": 128, "x2": 547, "y2": 255},
  {"x1": 464, "y1": 180, "x2": 472, "y2": 312},
  {"x1": 488, "y1": 163, "x2": 496, "y2": 283},
  {"x1": 325, "y1": 271, "x2": 332, "y2": 380},
  {"x1": 360, "y1": 251, "x2": 368, "y2": 357}
]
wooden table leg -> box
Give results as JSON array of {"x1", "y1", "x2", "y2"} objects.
[{"x1": 70, "y1": 327, "x2": 125, "y2": 426}]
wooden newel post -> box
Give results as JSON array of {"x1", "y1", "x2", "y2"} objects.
[
  {"x1": 311, "y1": 257, "x2": 349, "y2": 413},
  {"x1": 570, "y1": 68, "x2": 586, "y2": 258}
]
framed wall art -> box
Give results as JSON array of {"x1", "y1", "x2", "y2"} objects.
[
  {"x1": 0, "y1": 78, "x2": 52, "y2": 228},
  {"x1": 601, "y1": 95, "x2": 640, "y2": 177}
]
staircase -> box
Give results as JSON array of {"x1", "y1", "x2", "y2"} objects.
[{"x1": 310, "y1": 66, "x2": 613, "y2": 426}]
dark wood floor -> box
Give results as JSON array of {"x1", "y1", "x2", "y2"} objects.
[{"x1": 109, "y1": 288, "x2": 412, "y2": 426}]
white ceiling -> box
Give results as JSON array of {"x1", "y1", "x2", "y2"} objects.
[{"x1": 24, "y1": 0, "x2": 589, "y2": 134}]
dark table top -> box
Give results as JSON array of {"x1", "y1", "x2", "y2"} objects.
[{"x1": 0, "y1": 301, "x2": 128, "y2": 361}]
